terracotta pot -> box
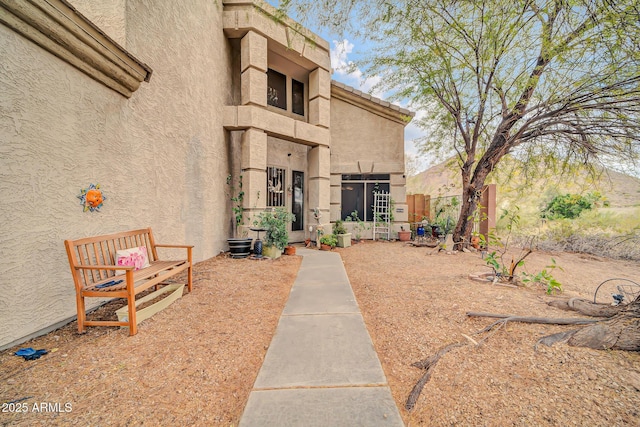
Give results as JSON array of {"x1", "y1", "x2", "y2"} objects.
[
  {"x1": 320, "y1": 243, "x2": 331, "y2": 251},
  {"x1": 284, "y1": 246, "x2": 296, "y2": 256},
  {"x1": 398, "y1": 230, "x2": 411, "y2": 241},
  {"x1": 471, "y1": 235, "x2": 481, "y2": 249}
]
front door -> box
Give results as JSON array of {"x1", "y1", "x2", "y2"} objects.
[{"x1": 291, "y1": 171, "x2": 304, "y2": 235}]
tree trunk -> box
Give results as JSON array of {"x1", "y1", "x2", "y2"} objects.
[
  {"x1": 453, "y1": 165, "x2": 491, "y2": 246},
  {"x1": 567, "y1": 295, "x2": 640, "y2": 351},
  {"x1": 548, "y1": 298, "x2": 624, "y2": 317}
]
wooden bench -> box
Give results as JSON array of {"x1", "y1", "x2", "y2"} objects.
[{"x1": 64, "y1": 228, "x2": 193, "y2": 335}]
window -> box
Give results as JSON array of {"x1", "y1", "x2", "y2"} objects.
[
  {"x1": 267, "y1": 69, "x2": 286, "y2": 110},
  {"x1": 267, "y1": 167, "x2": 285, "y2": 207},
  {"x1": 292, "y1": 79, "x2": 304, "y2": 116},
  {"x1": 341, "y1": 174, "x2": 390, "y2": 221}
]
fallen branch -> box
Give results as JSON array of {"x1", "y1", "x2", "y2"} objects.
[
  {"x1": 467, "y1": 312, "x2": 599, "y2": 333},
  {"x1": 406, "y1": 341, "x2": 466, "y2": 411}
]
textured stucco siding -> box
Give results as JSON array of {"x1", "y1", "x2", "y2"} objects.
[
  {"x1": 330, "y1": 97, "x2": 405, "y2": 170},
  {"x1": 0, "y1": 0, "x2": 232, "y2": 348},
  {"x1": 71, "y1": 0, "x2": 127, "y2": 46},
  {"x1": 329, "y1": 96, "x2": 409, "y2": 226}
]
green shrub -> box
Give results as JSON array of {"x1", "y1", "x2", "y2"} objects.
[
  {"x1": 333, "y1": 219, "x2": 348, "y2": 235},
  {"x1": 320, "y1": 234, "x2": 337, "y2": 248},
  {"x1": 541, "y1": 193, "x2": 602, "y2": 220},
  {"x1": 253, "y1": 208, "x2": 295, "y2": 250}
]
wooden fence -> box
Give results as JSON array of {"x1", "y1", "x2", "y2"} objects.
[
  {"x1": 407, "y1": 184, "x2": 496, "y2": 236},
  {"x1": 406, "y1": 194, "x2": 431, "y2": 223}
]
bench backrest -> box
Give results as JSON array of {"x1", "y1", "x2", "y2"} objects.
[{"x1": 64, "y1": 228, "x2": 158, "y2": 290}]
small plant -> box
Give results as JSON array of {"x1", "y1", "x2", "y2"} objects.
[
  {"x1": 483, "y1": 207, "x2": 533, "y2": 282},
  {"x1": 334, "y1": 219, "x2": 348, "y2": 235},
  {"x1": 345, "y1": 210, "x2": 369, "y2": 241},
  {"x1": 521, "y1": 258, "x2": 564, "y2": 294},
  {"x1": 320, "y1": 234, "x2": 337, "y2": 248},
  {"x1": 253, "y1": 208, "x2": 295, "y2": 251},
  {"x1": 227, "y1": 174, "x2": 245, "y2": 237}
]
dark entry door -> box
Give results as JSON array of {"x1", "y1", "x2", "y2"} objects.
[{"x1": 292, "y1": 170, "x2": 304, "y2": 231}]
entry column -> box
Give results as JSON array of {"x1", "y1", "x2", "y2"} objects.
[
  {"x1": 241, "y1": 128, "x2": 267, "y2": 232},
  {"x1": 308, "y1": 145, "x2": 331, "y2": 241}
]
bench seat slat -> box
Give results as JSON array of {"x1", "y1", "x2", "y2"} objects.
[{"x1": 83, "y1": 260, "x2": 188, "y2": 292}]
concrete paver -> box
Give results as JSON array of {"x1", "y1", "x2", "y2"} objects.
[
  {"x1": 239, "y1": 248, "x2": 404, "y2": 427},
  {"x1": 253, "y1": 314, "x2": 387, "y2": 388},
  {"x1": 240, "y1": 387, "x2": 402, "y2": 427}
]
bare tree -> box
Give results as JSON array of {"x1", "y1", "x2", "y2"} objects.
[{"x1": 279, "y1": 0, "x2": 640, "y2": 244}]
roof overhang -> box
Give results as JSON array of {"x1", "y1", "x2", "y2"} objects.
[
  {"x1": 0, "y1": 0, "x2": 152, "y2": 97},
  {"x1": 331, "y1": 81, "x2": 415, "y2": 126}
]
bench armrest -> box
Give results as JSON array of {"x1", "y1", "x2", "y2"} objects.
[
  {"x1": 75, "y1": 265, "x2": 135, "y2": 271},
  {"x1": 155, "y1": 244, "x2": 194, "y2": 249}
]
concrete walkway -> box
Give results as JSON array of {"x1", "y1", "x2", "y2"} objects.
[{"x1": 239, "y1": 248, "x2": 404, "y2": 427}]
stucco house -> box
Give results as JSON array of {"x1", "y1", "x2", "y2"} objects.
[{"x1": 0, "y1": 0, "x2": 413, "y2": 349}]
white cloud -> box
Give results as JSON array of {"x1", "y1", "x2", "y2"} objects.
[
  {"x1": 330, "y1": 39, "x2": 354, "y2": 75},
  {"x1": 330, "y1": 39, "x2": 383, "y2": 97}
]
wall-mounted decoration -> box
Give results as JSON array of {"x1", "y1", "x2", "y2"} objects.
[{"x1": 78, "y1": 183, "x2": 105, "y2": 212}]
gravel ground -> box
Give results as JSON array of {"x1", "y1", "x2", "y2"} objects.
[
  {"x1": 337, "y1": 240, "x2": 640, "y2": 427},
  {"x1": 1, "y1": 242, "x2": 639, "y2": 426}
]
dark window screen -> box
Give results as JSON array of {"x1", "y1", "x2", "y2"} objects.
[
  {"x1": 365, "y1": 182, "x2": 390, "y2": 222},
  {"x1": 267, "y1": 69, "x2": 286, "y2": 110},
  {"x1": 292, "y1": 79, "x2": 304, "y2": 116},
  {"x1": 341, "y1": 179, "x2": 390, "y2": 221},
  {"x1": 341, "y1": 183, "x2": 364, "y2": 221}
]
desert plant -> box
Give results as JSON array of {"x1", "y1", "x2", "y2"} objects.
[
  {"x1": 226, "y1": 174, "x2": 245, "y2": 237},
  {"x1": 334, "y1": 219, "x2": 348, "y2": 235},
  {"x1": 541, "y1": 192, "x2": 603, "y2": 220},
  {"x1": 483, "y1": 207, "x2": 539, "y2": 282},
  {"x1": 320, "y1": 234, "x2": 337, "y2": 248},
  {"x1": 253, "y1": 208, "x2": 295, "y2": 251},
  {"x1": 522, "y1": 258, "x2": 564, "y2": 294},
  {"x1": 345, "y1": 210, "x2": 369, "y2": 240}
]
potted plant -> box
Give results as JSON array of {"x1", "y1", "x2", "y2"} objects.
[
  {"x1": 397, "y1": 225, "x2": 411, "y2": 241},
  {"x1": 226, "y1": 175, "x2": 253, "y2": 258},
  {"x1": 345, "y1": 210, "x2": 369, "y2": 242},
  {"x1": 333, "y1": 219, "x2": 351, "y2": 248},
  {"x1": 319, "y1": 234, "x2": 337, "y2": 251},
  {"x1": 253, "y1": 207, "x2": 295, "y2": 259}
]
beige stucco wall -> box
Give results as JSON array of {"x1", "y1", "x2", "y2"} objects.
[
  {"x1": 71, "y1": 0, "x2": 127, "y2": 46},
  {"x1": 330, "y1": 97, "x2": 406, "y2": 172},
  {"x1": 0, "y1": 0, "x2": 232, "y2": 349},
  {"x1": 329, "y1": 93, "x2": 410, "y2": 231}
]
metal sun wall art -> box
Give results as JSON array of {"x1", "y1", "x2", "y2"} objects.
[{"x1": 78, "y1": 183, "x2": 105, "y2": 212}]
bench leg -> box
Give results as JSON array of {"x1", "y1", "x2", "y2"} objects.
[
  {"x1": 76, "y1": 293, "x2": 86, "y2": 334},
  {"x1": 187, "y1": 247, "x2": 193, "y2": 292},
  {"x1": 126, "y1": 272, "x2": 137, "y2": 335},
  {"x1": 127, "y1": 297, "x2": 137, "y2": 336}
]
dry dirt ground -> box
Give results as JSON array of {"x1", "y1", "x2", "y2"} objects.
[
  {"x1": 337, "y1": 241, "x2": 640, "y2": 427},
  {"x1": 1, "y1": 241, "x2": 639, "y2": 426},
  {"x1": 1, "y1": 255, "x2": 301, "y2": 426}
]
